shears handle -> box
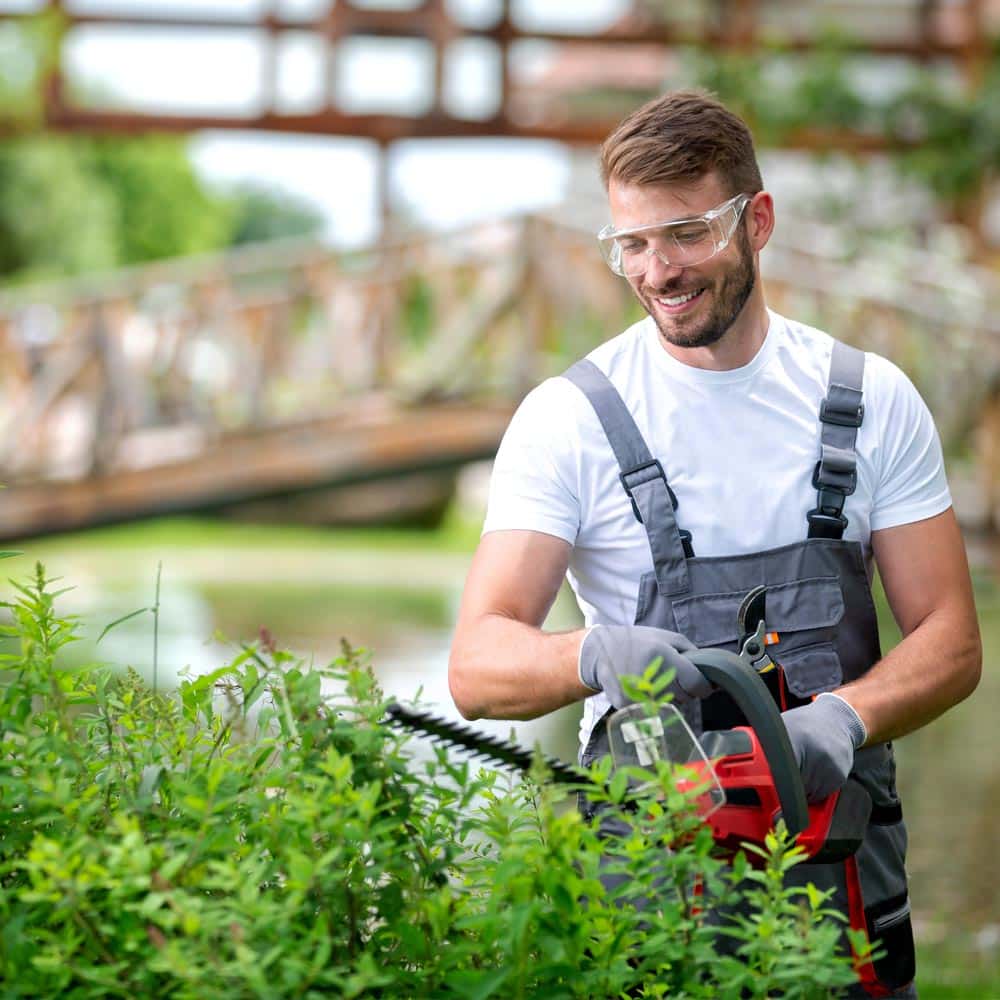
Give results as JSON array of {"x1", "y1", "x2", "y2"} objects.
[{"x1": 687, "y1": 648, "x2": 810, "y2": 836}]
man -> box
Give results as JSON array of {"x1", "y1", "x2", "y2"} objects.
[{"x1": 448, "y1": 90, "x2": 980, "y2": 997}]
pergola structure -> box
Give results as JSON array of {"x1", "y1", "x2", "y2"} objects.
[
  {"x1": 0, "y1": 0, "x2": 997, "y2": 229},
  {"x1": 1, "y1": 0, "x2": 995, "y2": 145}
]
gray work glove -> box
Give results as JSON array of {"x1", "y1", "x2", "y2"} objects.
[
  {"x1": 578, "y1": 624, "x2": 712, "y2": 710},
  {"x1": 781, "y1": 692, "x2": 868, "y2": 803}
]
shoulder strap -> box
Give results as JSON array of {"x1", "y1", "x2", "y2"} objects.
[
  {"x1": 563, "y1": 359, "x2": 692, "y2": 597},
  {"x1": 807, "y1": 340, "x2": 865, "y2": 540}
]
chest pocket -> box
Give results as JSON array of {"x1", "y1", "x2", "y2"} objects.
[{"x1": 671, "y1": 575, "x2": 846, "y2": 698}]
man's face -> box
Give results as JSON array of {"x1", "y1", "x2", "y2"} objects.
[{"x1": 608, "y1": 174, "x2": 757, "y2": 351}]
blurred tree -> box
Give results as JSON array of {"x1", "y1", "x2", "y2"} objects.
[
  {"x1": 0, "y1": 10, "x2": 61, "y2": 130},
  {"x1": 0, "y1": 133, "x2": 327, "y2": 283},
  {"x1": 0, "y1": 138, "x2": 118, "y2": 281},
  {"x1": 226, "y1": 184, "x2": 325, "y2": 246},
  {"x1": 681, "y1": 39, "x2": 1000, "y2": 239},
  {"x1": 0, "y1": 136, "x2": 234, "y2": 282},
  {"x1": 87, "y1": 136, "x2": 234, "y2": 264},
  {"x1": 0, "y1": 11, "x2": 322, "y2": 283}
]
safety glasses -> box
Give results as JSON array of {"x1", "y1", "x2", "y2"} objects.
[{"x1": 597, "y1": 192, "x2": 751, "y2": 276}]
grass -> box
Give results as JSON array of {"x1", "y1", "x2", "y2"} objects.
[
  {"x1": 19, "y1": 508, "x2": 484, "y2": 558},
  {"x1": 916, "y1": 939, "x2": 1000, "y2": 999}
]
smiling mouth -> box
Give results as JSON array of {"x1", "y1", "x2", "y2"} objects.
[{"x1": 652, "y1": 287, "x2": 706, "y2": 311}]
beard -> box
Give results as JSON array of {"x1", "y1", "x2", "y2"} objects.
[{"x1": 639, "y1": 225, "x2": 757, "y2": 350}]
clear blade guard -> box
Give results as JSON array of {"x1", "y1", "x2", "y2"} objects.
[{"x1": 607, "y1": 702, "x2": 725, "y2": 818}]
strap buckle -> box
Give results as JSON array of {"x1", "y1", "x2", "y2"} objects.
[
  {"x1": 619, "y1": 459, "x2": 677, "y2": 524},
  {"x1": 811, "y1": 459, "x2": 857, "y2": 497},
  {"x1": 807, "y1": 507, "x2": 848, "y2": 539},
  {"x1": 619, "y1": 459, "x2": 694, "y2": 555},
  {"x1": 820, "y1": 398, "x2": 864, "y2": 428}
]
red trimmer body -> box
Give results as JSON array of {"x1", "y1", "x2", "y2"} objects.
[
  {"x1": 681, "y1": 723, "x2": 870, "y2": 863},
  {"x1": 609, "y1": 649, "x2": 873, "y2": 864}
]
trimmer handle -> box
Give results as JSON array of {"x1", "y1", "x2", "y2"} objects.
[{"x1": 687, "y1": 648, "x2": 810, "y2": 836}]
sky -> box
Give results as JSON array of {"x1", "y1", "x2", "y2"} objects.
[{"x1": 34, "y1": 0, "x2": 631, "y2": 245}]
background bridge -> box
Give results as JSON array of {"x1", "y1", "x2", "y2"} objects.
[
  {"x1": 1, "y1": 210, "x2": 998, "y2": 541},
  {"x1": 2, "y1": 0, "x2": 1000, "y2": 538},
  {"x1": 0, "y1": 215, "x2": 617, "y2": 538}
]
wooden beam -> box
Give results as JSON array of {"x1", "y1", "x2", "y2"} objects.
[
  {"x1": 15, "y1": 102, "x2": 906, "y2": 152},
  {"x1": 0, "y1": 403, "x2": 515, "y2": 541},
  {"x1": 0, "y1": 7, "x2": 990, "y2": 56}
]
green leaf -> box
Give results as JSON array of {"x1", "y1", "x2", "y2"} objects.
[
  {"x1": 138, "y1": 764, "x2": 165, "y2": 798},
  {"x1": 446, "y1": 967, "x2": 510, "y2": 1000},
  {"x1": 97, "y1": 606, "x2": 151, "y2": 644},
  {"x1": 608, "y1": 769, "x2": 629, "y2": 803}
]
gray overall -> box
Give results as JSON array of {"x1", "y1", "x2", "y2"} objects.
[{"x1": 564, "y1": 341, "x2": 916, "y2": 998}]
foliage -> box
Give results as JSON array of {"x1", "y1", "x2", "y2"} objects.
[
  {"x1": 0, "y1": 12, "x2": 322, "y2": 283},
  {"x1": 0, "y1": 10, "x2": 62, "y2": 128},
  {"x1": 682, "y1": 40, "x2": 1000, "y2": 207},
  {"x1": 401, "y1": 273, "x2": 436, "y2": 346},
  {"x1": 226, "y1": 184, "x2": 325, "y2": 247},
  {"x1": 0, "y1": 564, "x2": 861, "y2": 998},
  {"x1": 0, "y1": 135, "x2": 235, "y2": 281},
  {"x1": 0, "y1": 134, "x2": 328, "y2": 283},
  {"x1": 883, "y1": 64, "x2": 1000, "y2": 208},
  {"x1": 0, "y1": 137, "x2": 119, "y2": 281},
  {"x1": 86, "y1": 137, "x2": 236, "y2": 266}
]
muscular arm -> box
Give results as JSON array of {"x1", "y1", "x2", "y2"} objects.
[
  {"x1": 448, "y1": 529, "x2": 593, "y2": 721},
  {"x1": 836, "y1": 507, "x2": 981, "y2": 743}
]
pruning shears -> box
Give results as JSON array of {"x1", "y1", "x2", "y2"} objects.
[{"x1": 736, "y1": 584, "x2": 779, "y2": 675}]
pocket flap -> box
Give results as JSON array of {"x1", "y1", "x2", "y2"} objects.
[
  {"x1": 779, "y1": 642, "x2": 843, "y2": 697},
  {"x1": 672, "y1": 576, "x2": 845, "y2": 647}
]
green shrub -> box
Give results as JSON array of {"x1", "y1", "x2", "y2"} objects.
[{"x1": 0, "y1": 564, "x2": 860, "y2": 998}]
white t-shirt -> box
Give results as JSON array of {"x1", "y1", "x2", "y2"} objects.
[{"x1": 483, "y1": 310, "x2": 951, "y2": 741}]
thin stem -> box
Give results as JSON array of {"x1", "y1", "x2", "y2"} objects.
[
  {"x1": 71, "y1": 903, "x2": 117, "y2": 968},
  {"x1": 152, "y1": 562, "x2": 162, "y2": 696}
]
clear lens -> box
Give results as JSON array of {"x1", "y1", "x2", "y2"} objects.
[
  {"x1": 613, "y1": 220, "x2": 716, "y2": 276},
  {"x1": 598, "y1": 193, "x2": 750, "y2": 277}
]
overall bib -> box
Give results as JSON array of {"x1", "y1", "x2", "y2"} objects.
[{"x1": 564, "y1": 341, "x2": 916, "y2": 998}]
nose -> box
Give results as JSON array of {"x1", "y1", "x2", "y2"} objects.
[{"x1": 643, "y1": 248, "x2": 686, "y2": 286}]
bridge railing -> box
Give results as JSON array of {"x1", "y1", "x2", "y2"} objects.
[
  {"x1": 0, "y1": 215, "x2": 625, "y2": 485},
  {"x1": 760, "y1": 217, "x2": 1000, "y2": 451},
  {"x1": 1, "y1": 209, "x2": 997, "y2": 495}
]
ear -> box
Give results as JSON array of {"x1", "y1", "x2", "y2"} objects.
[{"x1": 746, "y1": 191, "x2": 775, "y2": 253}]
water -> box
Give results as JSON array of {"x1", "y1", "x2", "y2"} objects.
[
  {"x1": 16, "y1": 516, "x2": 587, "y2": 761},
  {"x1": 12, "y1": 513, "x2": 1000, "y2": 965}
]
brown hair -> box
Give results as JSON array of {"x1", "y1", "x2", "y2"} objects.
[{"x1": 600, "y1": 89, "x2": 762, "y2": 196}]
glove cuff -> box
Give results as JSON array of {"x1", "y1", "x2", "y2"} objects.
[
  {"x1": 815, "y1": 692, "x2": 868, "y2": 749},
  {"x1": 577, "y1": 625, "x2": 601, "y2": 692}
]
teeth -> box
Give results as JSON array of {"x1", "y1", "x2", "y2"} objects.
[{"x1": 660, "y1": 289, "x2": 702, "y2": 306}]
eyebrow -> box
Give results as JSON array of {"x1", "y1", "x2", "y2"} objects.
[{"x1": 614, "y1": 211, "x2": 705, "y2": 237}]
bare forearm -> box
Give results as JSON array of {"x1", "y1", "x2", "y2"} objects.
[
  {"x1": 836, "y1": 607, "x2": 981, "y2": 744},
  {"x1": 448, "y1": 614, "x2": 592, "y2": 721}
]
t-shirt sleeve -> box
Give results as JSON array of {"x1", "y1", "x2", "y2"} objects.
[
  {"x1": 481, "y1": 378, "x2": 581, "y2": 543},
  {"x1": 868, "y1": 355, "x2": 952, "y2": 532}
]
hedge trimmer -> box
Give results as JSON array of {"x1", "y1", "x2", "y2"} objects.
[{"x1": 387, "y1": 648, "x2": 871, "y2": 864}]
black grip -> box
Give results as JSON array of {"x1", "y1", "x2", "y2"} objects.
[{"x1": 688, "y1": 648, "x2": 810, "y2": 836}]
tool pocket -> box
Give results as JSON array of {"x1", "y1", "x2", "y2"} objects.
[
  {"x1": 863, "y1": 890, "x2": 916, "y2": 993},
  {"x1": 671, "y1": 574, "x2": 846, "y2": 697},
  {"x1": 672, "y1": 574, "x2": 844, "y2": 646},
  {"x1": 578, "y1": 709, "x2": 614, "y2": 822},
  {"x1": 852, "y1": 746, "x2": 915, "y2": 994},
  {"x1": 789, "y1": 794, "x2": 914, "y2": 993},
  {"x1": 746, "y1": 575, "x2": 845, "y2": 698},
  {"x1": 776, "y1": 642, "x2": 842, "y2": 698}
]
